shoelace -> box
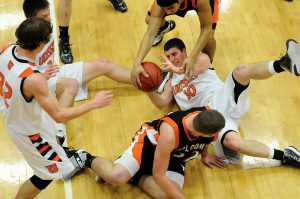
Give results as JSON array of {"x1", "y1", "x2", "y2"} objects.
[{"x1": 284, "y1": 151, "x2": 300, "y2": 165}]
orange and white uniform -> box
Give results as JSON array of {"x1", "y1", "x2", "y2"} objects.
[
  {"x1": 34, "y1": 34, "x2": 87, "y2": 101},
  {"x1": 115, "y1": 106, "x2": 216, "y2": 188},
  {"x1": 171, "y1": 68, "x2": 250, "y2": 164},
  {"x1": 0, "y1": 44, "x2": 74, "y2": 180}
]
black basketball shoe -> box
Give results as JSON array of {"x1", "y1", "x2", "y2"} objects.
[
  {"x1": 153, "y1": 20, "x2": 176, "y2": 46},
  {"x1": 282, "y1": 146, "x2": 300, "y2": 167},
  {"x1": 279, "y1": 39, "x2": 300, "y2": 76},
  {"x1": 59, "y1": 37, "x2": 74, "y2": 64},
  {"x1": 109, "y1": 0, "x2": 128, "y2": 12}
]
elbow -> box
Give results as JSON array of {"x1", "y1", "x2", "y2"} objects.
[{"x1": 52, "y1": 113, "x2": 67, "y2": 123}]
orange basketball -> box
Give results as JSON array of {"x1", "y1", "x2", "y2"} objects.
[{"x1": 138, "y1": 61, "x2": 163, "y2": 92}]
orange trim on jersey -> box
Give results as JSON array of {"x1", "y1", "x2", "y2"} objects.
[
  {"x1": 212, "y1": 0, "x2": 219, "y2": 24},
  {"x1": 28, "y1": 62, "x2": 36, "y2": 67},
  {"x1": 182, "y1": 111, "x2": 201, "y2": 141},
  {"x1": 131, "y1": 125, "x2": 149, "y2": 165},
  {"x1": 1, "y1": 43, "x2": 13, "y2": 54},
  {"x1": 18, "y1": 67, "x2": 34, "y2": 78},
  {"x1": 150, "y1": 3, "x2": 155, "y2": 13},
  {"x1": 191, "y1": 0, "x2": 196, "y2": 8},
  {"x1": 38, "y1": 144, "x2": 51, "y2": 154},
  {"x1": 161, "y1": 117, "x2": 180, "y2": 148},
  {"x1": 178, "y1": 0, "x2": 189, "y2": 10},
  {"x1": 7, "y1": 60, "x2": 14, "y2": 70},
  {"x1": 213, "y1": 134, "x2": 218, "y2": 141},
  {"x1": 53, "y1": 155, "x2": 61, "y2": 162},
  {"x1": 29, "y1": 134, "x2": 40, "y2": 141}
]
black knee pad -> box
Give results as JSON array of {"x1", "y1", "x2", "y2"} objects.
[{"x1": 30, "y1": 175, "x2": 52, "y2": 190}]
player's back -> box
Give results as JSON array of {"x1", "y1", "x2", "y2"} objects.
[{"x1": 0, "y1": 43, "x2": 46, "y2": 135}]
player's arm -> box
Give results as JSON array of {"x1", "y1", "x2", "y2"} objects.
[
  {"x1": 201, "y1": 146, "x2": 227, "y2": 169},
  {"x1": 146, "y1": 80, "x2": 173, "y2": 109},
  {"x1": 153, "y1": 122, "x2": 186, "y2": 199},
  {"x1": 184, "y1": 0, "x2": 212, "y2": 77},
  {"x1": 131, "y1": 2, "x2": 165, "y2": 87},
  {"x1": 23, "y1": 73, "x2": 113, "y2": 123}
]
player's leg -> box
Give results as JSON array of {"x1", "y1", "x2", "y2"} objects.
[
  {"x1": 16, "y1": 176, "x2": 52, "y2": 199},
  {"x1": 146, "y1": 4, "x2": 176, "y2": 46},
  {"x1": 81, "y1": 58, "x2": 131, "y2": 84},
  {"x1": 55, "y1": 77, "x2": 79, "y2": 107},
  {"x1": 57, "y1": 0, "x2": 73, "y2": 64},
  {"x1": 233, "y1": 39, "x2": 300, "y2": 85},
  {"x1": 138, "y1": 175, "x2": 182, "y2": 199}
]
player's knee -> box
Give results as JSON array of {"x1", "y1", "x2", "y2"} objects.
[
  {"x1": 233, "y1": 64, "x2": 250, "y2": 82},
  {"x1": 223, "y1": 132, "x2": 242, "y2": 152},
  {"x1": 96, "y1": 58, "x2": 113, "y2": 72},
  {"x1": 60, "y1": 78, "x2": 79, "y2": 96},
  {"x1": 106, "y1": 172, "x2": 128, "y2": 185}
]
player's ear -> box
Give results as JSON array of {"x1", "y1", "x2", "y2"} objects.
[{"x1": 183, "y1": 48, "x2": 187, "y2": 56}]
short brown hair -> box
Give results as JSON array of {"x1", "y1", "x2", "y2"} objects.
[{"x1": 193, "y1": 109, "x2": 225, "y2": 135}]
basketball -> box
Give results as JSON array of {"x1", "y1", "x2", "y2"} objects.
[{"x1": 138, "y1": 61, "x2": 163, "y2": 92}]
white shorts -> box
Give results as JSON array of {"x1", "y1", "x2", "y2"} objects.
[
  {"x1": 47, "y1": 61, "x2": 88, "y2": 101},
  {"x1": 209, "y1": 73, "x2": 250, "y2": 164},
  {"x1": 7, "y1": 116, "x2": 74, "y2": 180}
]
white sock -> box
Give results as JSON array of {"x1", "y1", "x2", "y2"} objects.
[
  {"x1": 268, "y1": 148, "x2": 275, "y2": 159},
  {"x1": 268, "y1": 61, "x2": 277, "y2": 75}
]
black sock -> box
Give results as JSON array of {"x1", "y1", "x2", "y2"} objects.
[
  {"x1": 59, "y1": 26, "x2": 69, "y2": 39},
  {"x1": 272, "y1": 149, "x2": 284, "y2": 161},
  {"x1": 159, "y1": 21, "x2": 169, "y2": 31},
  {"x1": 273, "y1": 60, "x2": 285, "y2": 73},
  {"x1": 85, "y1": 153, "x2": 96, "y2": 168}
]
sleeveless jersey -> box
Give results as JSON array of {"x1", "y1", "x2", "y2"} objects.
[
  {"x1": 0, "y1": 43, "x2": 51, "y2": 135},
  {"x1": 171, "y1": 68, "x2": 223, "y2": 110},
  {"x1": 34, "y1": 33, "x2": 55, "y2": 73},
  {"x1": 146, "y1": 107, "x2": 217, "y2": 163}
]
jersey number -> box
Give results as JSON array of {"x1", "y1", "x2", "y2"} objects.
[
  {"x1": 0, "y1": 71, "x2": 13, "y2": 108},
  {"x1": 183, "y1": 85, "x2": 196, "y2": 100}
]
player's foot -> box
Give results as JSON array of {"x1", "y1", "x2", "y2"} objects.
[
  {"x1": 156, "y1": 71, "x2": 171, "y2": 93},
  {"x1": 279, "y1": 39, "x2": 300, "y2": 76},
  {"x1": 109, "y1": 0, "x2": 128, "y2": 12},
  {"x1": 59, "y1": 37, "x2": 73, "y2": 64},
  {"x1": 153, "y1": 20, "x2": 176, "y2": 46},
  {"x1": 62, "y1": 149, "x2": 87, "y2": 181},
  {"x1": 282, "y1": 146, "x2": 300, "y2": 167}
]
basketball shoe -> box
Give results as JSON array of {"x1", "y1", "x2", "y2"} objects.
[
  {"x1": 279, "y1": 39, "x2": 300, "y2": 76},
  {"x1": 59, "y1": 37, "x2": 73, "y2": 64},
  {"x1": 109, "y1": 0, "x2": 128, "y2": 12},
  {"x1": 62, "y1": 148, "x2": 87, "y2": 181},
  {"x1": 153, "y1": 20, "x2": 176, "y2": 46},
  {"x1": 282, "y1": 146, "x2": 300, "y2": 167}
]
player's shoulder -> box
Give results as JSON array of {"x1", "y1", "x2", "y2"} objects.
[{"x1": 0, "y1": 42, "x2": 16, "y2": 55}]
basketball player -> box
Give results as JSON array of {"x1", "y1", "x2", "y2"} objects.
[
  {"x1": 22, "y1": 0, "x2": 131, "y2": 145},
  {"x1": 131, "y1": 0, "x2": 220, "y2": 87},
  {"x1": 57, "y1": 0, "x2": 128, "y2": 64},
  {"x1": 146, "y1": 38, "x2": 300, "y2": 167},
  {"x1": 71, "y1": 107, "x2": 228, "y2": 198},
  {"x1": 0, "y1": 18, "x2": 113, "y2": 198}
]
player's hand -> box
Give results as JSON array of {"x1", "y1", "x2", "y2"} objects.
[
  {"x1": 43, "y1": 64, "x2": 59, "y2": 80},
  {"x1": 201, "y1": 153, "x2": 227, "y2": 169},
  {"x1": 131, "y1": 63, "x2": 149, "y2": 87},
  {"x1": 90, "y1": 90, "x2": 113, "y2": 109},
  {"x1": 158, "y1": 55, "x2": 184, "y2": 74},
  {"x1": 182, "y1": 57, "x2": 197, "y2": 79}
]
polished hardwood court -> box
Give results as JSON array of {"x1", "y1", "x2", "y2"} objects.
[{"x1": 1, "y1": 0, "x2": 300, "y2": 198}]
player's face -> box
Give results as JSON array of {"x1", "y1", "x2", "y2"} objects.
[
  {"x1": 35, "y1": 8, "x2": 51, "y2": 22},
  {"x1": 165, "y1": 47, "x2": 187, "y2": 67},
  {"x1": 162, "y1": 3, "x2": 180, "y2": 15}
]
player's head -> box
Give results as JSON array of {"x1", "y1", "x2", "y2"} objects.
[
  {"x1": 23, "y1": 0, "x2": 51, "y2": 22},
  {"x1": 16, "y1": 18, "x2": 52, "y2": 51},
  {"x1": 157, "y1": 0, "x2": 181, "y2": 15},
  {"x1": 190, "y1": 109, "x2": 225, "y2": 138},
  {"x1": 164, "y1": 38, "x2": 187, "y2": 67}
]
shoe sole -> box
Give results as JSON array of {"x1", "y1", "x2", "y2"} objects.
[
  {"x1": 287, "y1": 146, "x2": 300, "y2": 155},
  {"x1": 153, "y1": 21, "x2": 176, "y2": 46},
  {"x1": 109, "y1": 2, "x2": 127, "y2": 12},
  {"x1": 286, "y1": 39, "x2": 300, "y2": 76}
]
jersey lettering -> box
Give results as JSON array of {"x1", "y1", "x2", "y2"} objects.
[
  {"x1": 39, "y1": 41, "x2": 54, "y2": 66},
  {"x1": 173, "y1": 77, "x2": 198, "y2": 101}
]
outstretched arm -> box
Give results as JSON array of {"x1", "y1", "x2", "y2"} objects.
[
  {"x1": 153, "y1": 122, "x2": 186, "y2": 199},
  {"x1": 146, "y1": 80, "x2": 174, "y2": 109},
  {"x1": 183, "y1": 0, "x2": 213, "y2": 78},
  {"x1": 23, "y1": 73, "x2": 113, "y2": 123},
  {"x1": 131, "y1": 2, "x2": 165, "y2": 87}
]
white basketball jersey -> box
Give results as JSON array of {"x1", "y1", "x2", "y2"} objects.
[
  {"x1": 171, "y1": 68, "x2": 223, "y2": 110},
  {"x1": 34, "y1": 33, "x2": 55, "y2": 73},
  {"x1": 0, "y1": 43, "x2": 51, "y2": 135}
]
